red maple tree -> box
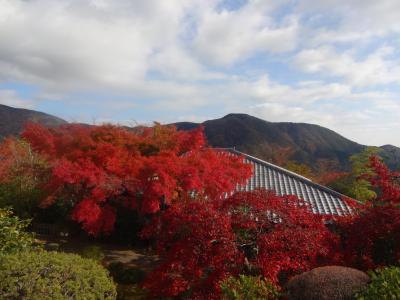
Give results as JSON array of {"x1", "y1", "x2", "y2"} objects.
[
  {"x1": 339, "y1": 156, "x2": 400, "y2": 270},
  {"x1": 220, "y1": 190, "x2": 340, "y2": 283},
  {"x1": 142, "y1": 190, "x2": 340, "y2": 298},
  {"x1": 21, "y1": 123, "x2": 252, "y2": 235},
  {"x1": 141, "y1": 200, "x2": 243, "y2": 299}
]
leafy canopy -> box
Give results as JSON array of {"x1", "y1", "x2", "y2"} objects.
[
  {"x1": 20, "y1": 123, "x2": 252, "y2": 236},
  {"x1": 141, "y1": 190, "x2": 340, "y2": 299}
]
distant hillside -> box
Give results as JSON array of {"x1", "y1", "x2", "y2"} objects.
[
  {"x1": 1, "y1": 105, "x2": 398, "y2": 172},
  {"x1": 175, "y1": 113, "x2": 400, "y2": 171},
  {"x1": 0, "y1": 104, "x2": 67, "y2": 139}
]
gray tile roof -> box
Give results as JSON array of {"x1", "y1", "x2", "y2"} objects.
[{"x1": 224, "y1": 148, "x2": 354, "y2": 216}]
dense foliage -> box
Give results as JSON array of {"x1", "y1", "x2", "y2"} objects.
[
  {"x1": 0, "y1": 139, "x2": 49, "y2": 218},
  {"x1": 0, "y1": 208, "x2": 35, "y2": 254},
  {"x1": 141, "y1": 190, "x2": 339, "y2": 298},
  {"x1": 2, "y1": 121, "x2": 400, "y2": 299},
  {"x1": 355, "y1": 266, "x2": 400, "y2": 300},
  {"x1": 325, "y1": 147, "x2": 378, "y2": 202},
  {"x1": 0, "y1": 251, "x2": 117, "y2": 300},
  {"x1": 141, "y1": 200, "x2": 242, "y2": 299},
  {"x1": 339, "y1": 156, "x2": 400, "y2": 270},
  {"x1": 20, "y1": 123, "x2": 251, "y2": 236},
  {"x1": 220, "y1": 275, "x2": 279, "y2": 300},
  {"x1": 220, "y1": 191, "x2": 340, "y2": 283}
]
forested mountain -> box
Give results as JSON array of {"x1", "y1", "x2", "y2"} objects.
[
  {"x1": 0, "y1": 104, "x2": 66, "y2": 139},
  {"x1": 174, "y1": 113, "x2": 400, "y2": 171}
]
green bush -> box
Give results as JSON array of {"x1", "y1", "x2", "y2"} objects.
[
  {"x1": 220, "y1": 275, "x2": 280, "y2": 300},
  {"x1": 0, "y1": 208, "x2": 35, "y2": 254},
  {"x1": 355, "y1": 266, "x2": 400, "y2": 299},
  {"x1": 81, "y1": 245, "x2": 105, "y2": 262},
  {"x1": 107, "y1": 262, "x2": 146, "y2": 285},
  {"x1": 0, "y1": 251, "x2": 117, "y2": 300}
]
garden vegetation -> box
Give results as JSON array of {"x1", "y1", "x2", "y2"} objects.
[{"x1": 0, "y1": 123, "x2": 399, "y2": 299}]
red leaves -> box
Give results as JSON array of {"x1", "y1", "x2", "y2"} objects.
[
  {"x1": 367, "y1": 155, "x2": 400, "y2": 205},
  {"x1": 19, "y1": 123, "x2": 251, "y2": 236},
  {"x1": 142, "y1": 190, "x2": 340, "y2": 298},
  {"x1": 339, "y1": 205, "x2": 400, "y2": 270},
  {"x1": 337, "y1": 156, "x2": 400, "y2": 270},
  {"x1": 141, "y1": 200, "x2": 243, "y2": 299},
  {"x1": 71, "y1": 199, "x2": 116, "y2": 236},
  {"x1": 221, "y1": 190, "x2": 340, "y2": 283}
]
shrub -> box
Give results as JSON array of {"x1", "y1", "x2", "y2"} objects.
[
  {"x1": 355, "y1": 266, "x2": 400, "y2": 299},
  {"x1": 81, "y1": 245, "x2": 105, "y2": 262},
  {"x1": 0, "y1": 208, "x2": 35, "y2": 254},
  {"x1": 285, "y1": 266, "x2": 370, "y2": 300},
  {"x1": 0, "y1": 251, "x2": 117, "y2": 300},
  {"x1": 221, "y1": 275, "x2": 280, "y2": 300},
  {"x1": 0, "y1": 138, "x2": 50, "y2": 219}
]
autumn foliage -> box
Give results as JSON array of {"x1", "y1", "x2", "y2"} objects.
[
  {"x1": 141, "y1": 190, "x2": 340, "y2": 298},
  {"x1": 2, "y1": 122, "x2": 400, "y2": 299},
  {"x1": 19, "y1": 123, "x2": 251, "y2": 235},
  {"x1": 339, "y1": 155, "x2": 400, "y2": 270},
  {"x1": 141, "y1": 200, "x2": 243, "y2": 299}
]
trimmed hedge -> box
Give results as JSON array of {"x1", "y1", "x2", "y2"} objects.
[
  {"x1": 285, "y1": 266, "x2": 370, "y2": 300},
  {"x1": 0, "y1": 251, "x2": 117, "y2": 300},
  {"x1": 356, "y1": 266, "x2": 400, "y2": 299}
]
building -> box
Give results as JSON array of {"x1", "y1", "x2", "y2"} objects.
[{"x1": 225, "y1": 148, "x2": 354, "y2": 216}]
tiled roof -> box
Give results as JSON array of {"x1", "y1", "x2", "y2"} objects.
[{"x1": 225, "y1": 148, "x2": 354, "y2": 216}]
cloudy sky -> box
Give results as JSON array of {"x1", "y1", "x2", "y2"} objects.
[{"x1": 0, "y1": 0, "x2": 400, "y2": 146}]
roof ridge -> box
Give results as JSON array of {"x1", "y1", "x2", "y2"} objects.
[{"x1": 217, "y1": 147, "x2": 357, "y2": 203}]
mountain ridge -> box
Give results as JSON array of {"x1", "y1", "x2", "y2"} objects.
[
  {"x1": 0, "y1": 104, "x2": 67, "y2": 139},
  {"x1": 174, "y1": 113, "x2": 400, "y2": 171},
  {"x1": 1, "y1": 104, "x2": 399, "y2": 171}
]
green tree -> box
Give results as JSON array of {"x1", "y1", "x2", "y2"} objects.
[
  {"x1": 348, "y1": 147, "x2": 379, "y2": 202},
  {"x1": 285, "y1": 161, "x2": 315, "y2": 180},
  {"x1": 326, "y1": 147, "x2": 379, "y2": 202}
]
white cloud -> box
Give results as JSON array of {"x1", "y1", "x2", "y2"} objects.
[
  {"x1": 148, "y1": 45, "x2": 225, "y2": 80},
  {"x1": 294, "y1": 46, "x2": 400, "y2": 87},
  {"x1": 0, "y1": 0, "x2": 399, "y2": 147},
  {"x1": 193, "y1": 0, "x2": 298, "y2": 66},
  {"x1": 0, "y1": 0, "x2": 203, "y2": 92},
  {"x1": 298, "y1": 0, "x2": 400, "y2": 44}
]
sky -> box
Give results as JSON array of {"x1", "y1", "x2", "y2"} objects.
[{"x1": 0, "y1": 0, "x2": 400, "y2": 146}]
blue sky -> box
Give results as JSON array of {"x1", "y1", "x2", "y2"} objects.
[{"x1": 0, "y1": 0, "x2": 400, "y2": 146}]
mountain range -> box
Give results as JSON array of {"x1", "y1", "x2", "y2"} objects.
[
  {"x1": 0, "y1": 104, "x2": 67, "y2": 140},
  {"x1": 1, "y1": 104, "x2": 399, "y2": 171},
  {"x1": 174, "y1": 114, "x2": 400, "y2": 171}
]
